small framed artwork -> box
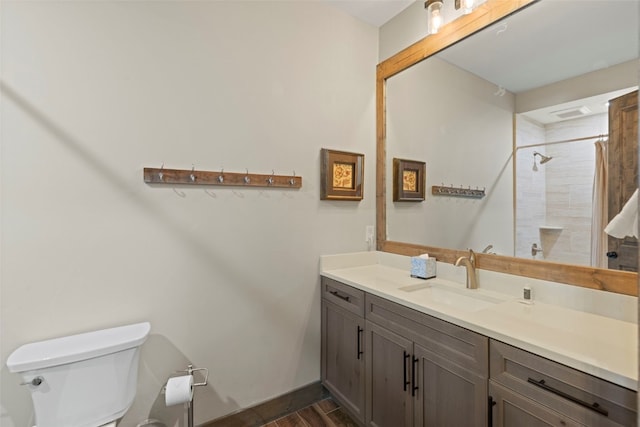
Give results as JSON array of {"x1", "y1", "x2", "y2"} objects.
[
  {"x1": 393, "y1": 158, "x2": 426, "y2": 202},
  {"x1": 320, "y1": 149, "x2": 364, "y2": 201}
]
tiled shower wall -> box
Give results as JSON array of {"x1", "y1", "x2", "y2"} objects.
[
  {"x1": 515, "y1": 117, "x2": 546, "y2": 259},
  {"x1": 516, "y1": 113, "x2": 608, "y2": 265}
]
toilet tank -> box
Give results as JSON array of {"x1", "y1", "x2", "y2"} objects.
[{"x1": 7, "y1": 322, "x2": 151, "y2": 427}]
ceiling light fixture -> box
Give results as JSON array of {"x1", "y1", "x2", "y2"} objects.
[{"x1": 425, "y1": 0, "x2": 476, "y2": 35}]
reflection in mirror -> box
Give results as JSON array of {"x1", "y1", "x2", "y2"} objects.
[
  {"x1": 515, "y1": 87, "x2": 637, "y2": 270},
  {"x1": 385, "y1": 0, "x2": 638, "y2": 272},
  {"x1": 386, "y1": 54, "x2": 514, "y2": 254}
]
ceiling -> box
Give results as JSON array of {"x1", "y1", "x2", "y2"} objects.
[
  {"x1": 437, "y1": 0, "x2": 639, "y2": 94},
  {"x1": 436, "y1": 0, "x2": 639, "y2": 123}
]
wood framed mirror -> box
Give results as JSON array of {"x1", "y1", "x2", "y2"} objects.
[{"x1": 376, "y1": 0, "x2": 638, "y2": 296}]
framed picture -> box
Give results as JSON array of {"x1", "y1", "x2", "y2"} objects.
[
  {"x1": 393, "y1": 158, "x2": 426, "y2": 201},
  {"x1": 320, "y1": 149, "x2": 364, "y2": 201}
]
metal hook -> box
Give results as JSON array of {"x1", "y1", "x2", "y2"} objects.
[
  {"x1": 190, "y1": 165, "x2": 196, "y2": 182},
  {"x1": 267, "y1": 170, "x2": 275, "y2": 185},
  {"x1": 289, "y1": 170, "x2": 296, "y2": 186},
  {"x1": 217, "y1": 168, "x2": 224, "y2": 184},
  {"x1": 159, "y1": 163, "x2": 164, "y2": 181},
  {"x1": 244, "y1": 169, "x2": 251, "y2": 184}
]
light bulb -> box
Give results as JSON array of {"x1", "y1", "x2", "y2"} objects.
[
  {"x1": 462, "y1": 0, "x2": 475, "y2": 14},
  {"x1": 426, "y1": 0, "x2": 444, "y2": 35},
  {"x1": 431, "y1": 10, "x2": 442, "y2": 33}
]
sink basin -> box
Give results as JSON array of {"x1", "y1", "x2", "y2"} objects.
[{"x1": 399, "y1": 282, "x2": 504, "y2": 312}]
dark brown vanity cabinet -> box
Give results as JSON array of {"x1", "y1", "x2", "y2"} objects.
[
  {"x1": 489, "y1": 340, "x2": 637, "y2": 427},
  {"x1": 365, "y1": 294, "x2": 489, "y2": 427},
  {"x1": 321, "y1": 277, "x2": 366, "y2": 423}
]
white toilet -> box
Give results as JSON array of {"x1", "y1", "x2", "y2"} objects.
[{"x1": 7, "y1": 322, "x2": 151, "y2": 427}]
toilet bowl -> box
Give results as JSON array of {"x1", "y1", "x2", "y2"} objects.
[{"x1": 7, "y1": 322, "x2": 151, "y2": 427}]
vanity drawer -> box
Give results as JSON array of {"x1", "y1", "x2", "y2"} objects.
[
  {"x1": 490, "y1": 340, "x2": 636, "y2": 427},
  {"x1": 365, "y1": 293, "x2": 488, "y2": 376},
  {"x1": 321, "y1": 277, "x2": 365, "y2": 317}
]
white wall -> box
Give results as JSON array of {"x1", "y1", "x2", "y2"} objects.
[
  {"x1": 516, "y1": 60, "x2": 639, "y2": 113},
  {"x1": 0, "y1": 2, "x2": 377, "y2": 426}
]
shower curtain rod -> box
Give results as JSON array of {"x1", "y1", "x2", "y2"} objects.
[{"x1": 516, "y1": 134, "x2": 608, "y2": 150}]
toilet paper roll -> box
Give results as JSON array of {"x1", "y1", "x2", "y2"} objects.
[{"x1": 165, "y1": 375, "x2": 194, "y2": 406}]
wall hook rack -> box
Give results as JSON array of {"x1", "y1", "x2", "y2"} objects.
[
  {"x1": 144, "y1": 166, "x2": 302, "y2": 189},
  {"x1": 431, "y1": 184, "x2": 485, "y2": 199}
]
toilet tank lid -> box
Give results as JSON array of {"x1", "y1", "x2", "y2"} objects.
[{"x1": 6, "y1": 322, "x2": 151, "y2": 373}]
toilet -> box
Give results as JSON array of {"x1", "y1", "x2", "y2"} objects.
[{"x1": 6, "y1": 322, "x2": 151, "y2": 427}]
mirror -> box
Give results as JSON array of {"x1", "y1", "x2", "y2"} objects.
[{"x1": 377, "y1": 0, "x2": 638, "y2": 295}]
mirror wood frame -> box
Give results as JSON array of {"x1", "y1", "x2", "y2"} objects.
[{"x1": 376, "y1": 0, "x2": 638, "y2": 296}]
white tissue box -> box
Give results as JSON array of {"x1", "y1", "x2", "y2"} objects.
[{"x1": 410, "y1": 256, "x2": 436, "y2": 279}]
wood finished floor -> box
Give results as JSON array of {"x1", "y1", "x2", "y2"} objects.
[{"x1": 260, "y1": 398, "x2": 358, "y2": 427}]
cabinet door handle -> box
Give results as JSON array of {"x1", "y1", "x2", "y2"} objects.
[
  {"x1": 329, "y1": 290, "x2": 350, "y2": 302},
  {"x1": 411, "y1": 356, "x2": 419, "y2": 396},
  {"x1": 403, "y1": 351, "x2": 410, "y2": 391},
  {"x1": 488, "y1": 396, "x2": 496, "y2": 427},
  {"x1": 527, "y1": 378, "x2": 608, "y2": 416},
  {"x1": 356, "y1": 326, "x2": 363, "y2": 360}
]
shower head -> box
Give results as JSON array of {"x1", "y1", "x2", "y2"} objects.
[{"x1": 533, "y1": 151, "x2": 553, "y2": 164}]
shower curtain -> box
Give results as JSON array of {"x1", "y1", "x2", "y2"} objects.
[{"x1": 590, "y1": 139, "x2": 608, "y2": 268}]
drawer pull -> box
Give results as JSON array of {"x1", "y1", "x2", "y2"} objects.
[
  {"x1": 356, "y1": 326, "x2": 363, "y2": 360},
  {"x1": 329, "y1": 290, "x2": 350, "y2": 302},
  {"x1": 527, "y1": 378, "x2": 608, "y2": 417}
]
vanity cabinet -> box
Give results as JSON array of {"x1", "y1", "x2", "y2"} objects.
[
  {"x1": 321, "y1": 277, "x2": 366, "y2": 423},
  {"x1": 489, "y1": 340, "x2": 636, "y2": 427},
  {"x1": 321, "y1": 277, "x2": 637, "y2": 427},
  {"x1": 365, "y1": 293, "x2": 489, "y2": 427}
]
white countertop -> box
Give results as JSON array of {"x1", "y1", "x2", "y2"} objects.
[{"x1": 320, "y1": 252, "x2": 638, "y2": 391}]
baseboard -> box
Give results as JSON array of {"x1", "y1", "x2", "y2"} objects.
[{"x1": 199, "y1": 381, "x2": 329, "y2": 427}]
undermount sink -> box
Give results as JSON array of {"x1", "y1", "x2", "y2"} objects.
[{"x1": 398, "y1": 281, "x2": 504, "y2": 312}]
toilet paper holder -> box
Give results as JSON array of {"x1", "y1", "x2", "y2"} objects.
[
  {"x1": 163, "y1": 364, "x2": 209, "y2": 392},
  {"x1": 179, "y1": 364, "x2": 209, "y2": 387},
  {"x1": 164, "y1": 364, "x2": 208, "y2": 427}
]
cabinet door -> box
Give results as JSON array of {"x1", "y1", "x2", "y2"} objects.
[
  {"x1": 608, "y1": 89, "x2": 638, "y2": 271},
  {"x1": 414, "y1": 343, "x2": 487, "y2": 427},
  {"x1": 490, "y1": 382, "x2": 584, "y2": 427},
  {"x1": 365, "y1": 320, "x2": 413, "y2": 427},
  {"x1": 322, "y1": 300, "x2": 365, "y2": 422}
]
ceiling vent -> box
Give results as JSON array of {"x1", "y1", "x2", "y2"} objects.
[{"x1": 550, "y1": 106, "x2": 592, "y2": 120}]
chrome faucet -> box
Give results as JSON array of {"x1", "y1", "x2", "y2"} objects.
[{"x1": 454, "y1": 249, "x2": 478, "y2": 289}]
